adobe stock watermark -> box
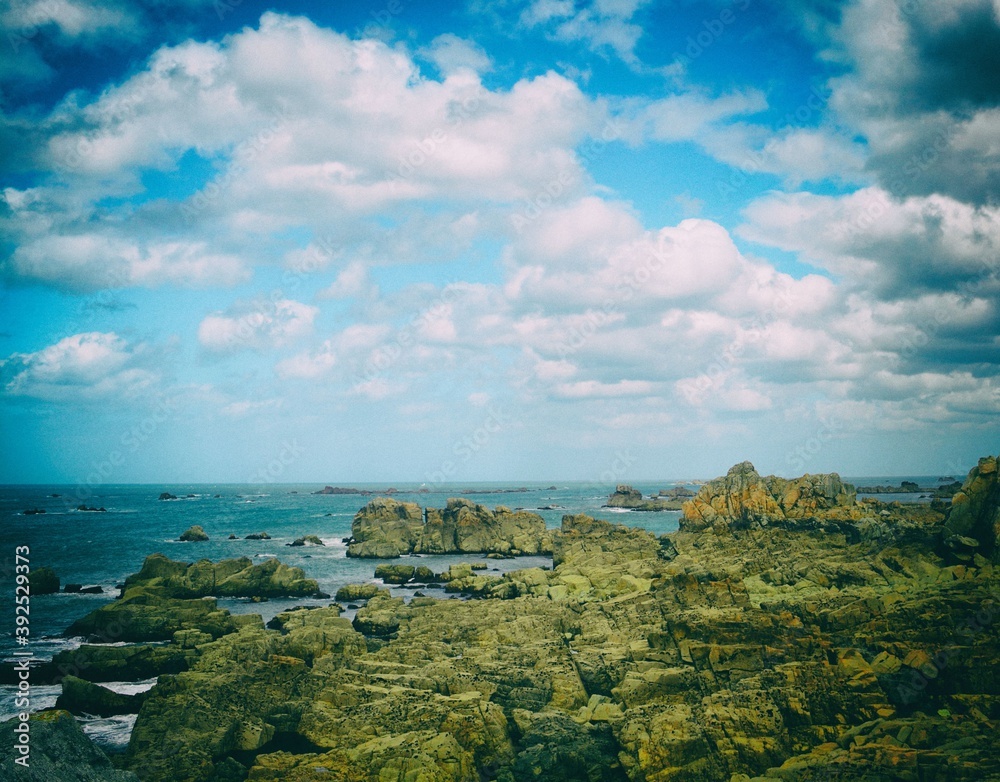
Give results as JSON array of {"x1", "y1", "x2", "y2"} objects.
[
  {"x1": 350, "y1": 282, "x2": 462, "y2": 389},
  {"x1": 786, "y1": 417, "x2": 841, "y2": 473},
  {"x1": 510, "y1": 118, "x2": 624, "y2": 234},
  {"x1": 670, "y1": 0, "x2": 753, "y2": 69},
  {"x1": 392, "y1": 88, "x2": 485, "y2": 186},
  {"x1": 248, "y1": 439, "x2": 305, "y2": 483},
  {"x1": 552, "y1": 235, "x2": 675, "y2": 360},
  {"x1": 181, "y1": 109, "x2": 289, "y2": 222},
  {"x1": 60, "y1": 396, "x2": 179, "y2": 512},
  {"x1": 424, "y1": 406, "x2": 514, "y2": 486}
]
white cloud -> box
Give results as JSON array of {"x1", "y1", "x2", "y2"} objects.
[
  {"x1": 198, "y1": 299, "x2": 318, "y2": 354},
  {"x1": 518, "y1": 0, "x2": 651, "y2": 65},
  {"x1": 421, "y1": 34, "x2": 492, "y2": 75},
  {"x1": 1, "y1": 332, "x2": 157, "y2": 400}
]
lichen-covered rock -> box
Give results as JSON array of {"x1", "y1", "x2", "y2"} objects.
[
  {"x1": 288, "y1": 535, "x2": 324, "y2": 547},
  {"x1": 347, "y1": 497, "x2": 550, "y2": 558},
  {"x1": 113, "y1": 457, "x2": 1000, "y2": 782},
  {"x1": 179, "y1": 525, "x2": 209, "y2": 541},
  {"x1": 335, "y1": 583, "x2": 380, "y2": 601},
  {"x1": 375, "y1": 563, "x2": 415, "y2": 584},
  {"x1": 123, "y1": 553, "x2": 324, "y2": 598},
  {"x1": 347, "y1": 497, "x2": 424, "y2": 557},
  {"x1": 942, "y1": 454, "x2": 1000, "y2": 563},
  {"x1": 682, "y1": 462, "x2": 857, "y2": 532}
]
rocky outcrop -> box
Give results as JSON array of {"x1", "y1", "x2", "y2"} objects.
[
  {"x1": 681, "y1": 461, "x2": 858, "y2": 531},
  {"x1": 289, "y1": 534, "x2": 324, "y2": 547},
  {"x1": 56, "y1": 675, "x2": 149, "y2": 716},
  {"x1": 347, "y1": 497, "x2": 551, "y2": 558},
  {"x1": 335, "y1": 583, "x2": 380, "y2": 602},
  {"x1": 178, "y1": 525, "x2": 208, "y2": 541},
  {"x1": 347, "y1": 497, "x2": 425, "y2": 557},
  {"x1": 606, "y1": 484, "x2": 683, "y2": 511},
  {"x1": 29, "y1": 565, "x2": 59, "y2": 594},
  {"x1": 942, "y1": 454, "x2": 1000, "y2": 563},
  {"x1": 158, "y1": 492, "x2": 177, "y2": 500},
  {"x1": 0, "y1": 710, "x2": 140, "y2": 781},
  {"x1": 122, "y1": 553, "x2": 325, "y2": 598},
  {"x1": 245, "y1": 532, "x2": 271, "y2": 540}
]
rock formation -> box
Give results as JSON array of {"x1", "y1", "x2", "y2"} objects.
[
  {"x1": 178, "y1": 524, "x2": 209, "y2": 541},
  {"x1": 681, "y1": 460, "x2": 858, "y2": 531},
  {"x1": 29, "y1": 565, "x2": 59, "y2": 594},
  {"x1": 346, "y1": 497, "x2": 552, "y2": 558},
  {"x1": 942, "y1": 453, "x2": 1000, "y2": 563},
  {"x1": 606, "y1": 484, "x2": 683, "y2": 511}
]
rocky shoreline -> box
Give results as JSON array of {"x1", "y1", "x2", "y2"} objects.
[{"x1": 3, "y1": 455, "x2": 999, "y2": 781}]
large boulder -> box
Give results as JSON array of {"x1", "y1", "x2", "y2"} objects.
[
  {"x1": 418, "y1": 499, "x2": 549, "y2": 556},
  {"x1": 178, "y1": 525, "x2": 208, "y2": 542},
  {"x1": 347, "y1": 497, "x2": 425, "y2": 557},
  {"x1": 681, "y1": 462, "x2": 857, "y2": 532},
  {"x1": 29, "y1": 566, "x2": 59, "y2": 594},
  {"x1": 942, "y1": 454, "x2": 1000, "y2": 562}
]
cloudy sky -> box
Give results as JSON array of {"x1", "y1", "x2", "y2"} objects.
[{"x1": 1, "y1": 0, "x2": 998, "y2": 484}]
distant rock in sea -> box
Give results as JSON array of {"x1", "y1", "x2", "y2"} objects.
[
  {"x1": 76, "y1": 504, "x2": 107, "y2": 512},
  {"x1": 23, "y1": 508, "x2": 46, "y2": 515},
  {"x1": 178, "y1": 525, "x2": 209, "y2": 542},
  {"x1": 289, "y1": 535, "x2": 325, "y2": 547},
  {"x1": 158, "y1": 492, "x2": 177, "y2": 501},
  {"x1": 29, "y1": 566, "x2": 60, "y2": 594},
  {"x1": 245, "y1": 532, "x2": 271, "y2": 540},
  {"x1": 605, "y1": 484, "x2": 683, "y2": 511}
]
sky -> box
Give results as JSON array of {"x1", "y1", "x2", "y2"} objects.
[{"x1": 1, "y1": 0, "x2": 998, "y2": 485}]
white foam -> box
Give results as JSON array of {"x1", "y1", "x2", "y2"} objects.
[{"x1": 80, "y1": 713, "x2": 137, "y2": 750}]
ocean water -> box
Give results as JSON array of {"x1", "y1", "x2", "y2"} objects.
[{"x1": 0, "y1": 475, "x2": 951, "y2": 749}]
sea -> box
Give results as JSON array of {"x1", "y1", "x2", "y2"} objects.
[{"x1": 0, "y1": 475, "x2": 956, "y2": 750}]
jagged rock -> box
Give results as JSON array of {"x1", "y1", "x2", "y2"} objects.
[
  {"x1": 347, "y1": 497, "x2": 425, "y2": 557},
  {"x1": 109, "y1": 456, "x2": 1000, "y2": 782},
  {"x1": 682, "y1": 462, "x2": 857, "y2": 531},
  {"x1": 48, "y1": 643, "x2": 196, "y2": 684},
  {"x1": 179, "y1": 525, "x2": 209, "y2": 541},
  {"x1": 245, "y1": 532, "x2": 271, "y2": 540},
  {"x1": 158, "y1": 492, "x2": 177, "y2": 501},
  {"x1": 288, "y1": 535, "x2": 324, "y2": 547},
  {"x1": 0, "y1": 710, "x2": 140, "y2": 781},
  {"x1": 56, "y1": 675, "x2": 148, "y2": 716},
  {"x1": 29, "y1": 566, "x2": 59, "y2": 594},
  {"x1": 346, "y1": 497, "x2": 551, "y2": 558},
  {"x1": 942, "y1": 454, "x2": 1000, "y2": 563},
  {"x1": 122, "y1": 553, "x2": 324, "y2": 598},
  {"x1": 65, "y1": 587, "x2": 260, "y2": 643}
]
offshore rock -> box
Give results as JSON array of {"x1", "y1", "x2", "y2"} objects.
[
  {"x1": 347, "y1": 497, "x2": 425, "y2": 557},
  {"x1": 606, "y1": 484, "x2": 683, "y2": 511},
  {"x1": 29, "y1": 565, "x2": 60, "y2": 594},
  {"x1": 347, "y1": 497, "x2": 551, "y2": 558},
  {"x1": 179, "y1": 525, "x2": 209, "y2": 541},
  {"x1": 123, "y1": 553, "x2": 325, "y2": 598},
  {"x1": 681, "y1": 461, "x2": 857, "y2": 531}
]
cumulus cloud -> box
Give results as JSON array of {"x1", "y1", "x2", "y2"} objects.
[
  {"x1": 1, "y1": 332, "x2": 158, "y2": 400},
  {"x1": 518, "y1": 0, "x2": 651, "y2": 65},
  {"x1": 826, "y1": 0, "x2": 1000, "y2": 204},
  {"x1": 198, "y1": 299, "x2": 318, "y2": 354}
]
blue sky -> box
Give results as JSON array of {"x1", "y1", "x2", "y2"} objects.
[{"x1": 1, "y1": 0, "x2": 999, "y2": 484}]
